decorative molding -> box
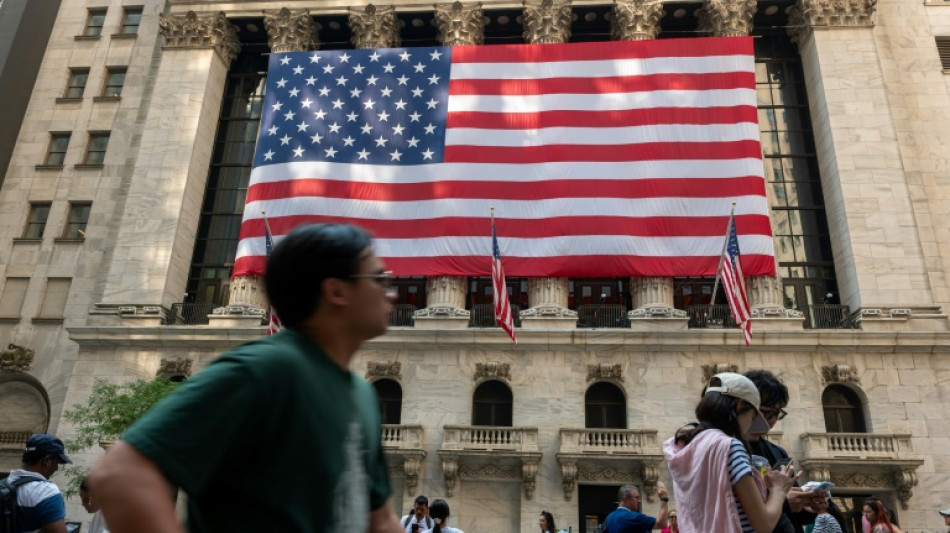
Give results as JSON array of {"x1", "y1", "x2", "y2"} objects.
[
  {"x1": 459, "y1": 463, "x2": 520, "y2": 480},
  {"x1": 577, "y1": 465, "x2": 635, "y2": 483},
  {"x1": 442, "y1": 456, "x2": 459, "y2": 496},
  {"x1": 0, "y1": 344, "x2": 34, "y2": 373},
  {"x1": 403, "y1": 455, "x2": 424, "y2": 496},
  {"x1": 820, "y1": 364, "x2": 860, "y2": 386},
  {"x1": 228, "y1": 275, "x2": 268, "y2": 311},
  {"x1": 642, "y1": 460, "x2": 662, "y2": 503},
  {"x1": 895, "y1": 467, "x2": 919, "y2": 510},
  {"x1": 263, "y1": 8, "x2": 318, "y2": 53},
  {"x1": 348, "y1": 4, "x2": 400, "y2": 49},
  {"x1": 559, "y1": 460, "x2": 577, "y2": 501},
  {"x1": 697, "y1": 0, "x2": 757, "y2": 37},
  {"x1": 701, "y1": 363, "x2": 739, "y2": 383},
  {"x1": 416, "y1": 276, "x2": 470, "y2": 318},
  {"x1": 788, "y1": 0, "x2": 877, "y2": 46},
  {"x1": 366, "y1": 361, "x2": 402, "y2": 380},
  {"x1": 522, "y1": 460, "x2": 539, "y2": 500},
  {"x1": 474, "y1": 362, "x2": 511, "y2": 381},
  {"x1": 435, "y1": 1, "x2": 486, "y2": 46},
  {"x1": 156, "y1": 357, "x2": 192, "y2": 379},
  {"x1": 523, "y1": 0, "x2": 573, "y2": 44},
  {"x1": 830, "y1": 470, "x2": 890, "y2": 488},
  {"x1": 158, "y1": 11, "x2": 240, "y2": 65},
  {"x1": 587, "y1": 363, "x2": 622, "y2": 383},
  {"x1": 611, "y1": 0, "x2": 666, "y2": 41},
  {"x1": 212, "y1": 305, "x2": 266, "y2": 316}
]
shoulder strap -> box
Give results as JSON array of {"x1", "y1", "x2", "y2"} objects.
[
  {"x1": 10, "y1": 476, "x2": 44, "y2": 488},
  {"x1": 403, "y1": 515, "x2": 411, "y2": 527}
]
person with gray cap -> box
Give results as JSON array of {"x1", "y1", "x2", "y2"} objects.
[
  {"x1": 0, "y1": 433, "x2": 72, "y2": 533},
  {"x1": 939, "y1": 507, "x2": 950, "y2": 532},
  {"x1": 663, "y1": 373, "x2": 799, "y2": 533}
]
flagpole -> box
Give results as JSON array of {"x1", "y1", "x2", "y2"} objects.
[{"x1": 710, "y1": 202, "x2": 737, "y2": 305}]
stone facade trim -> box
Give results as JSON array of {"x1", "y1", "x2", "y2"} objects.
[
  {"x1": 263, "y1": 8, "x2": 318, "y2": 53},
  {"x1": 0, "y1": 344, "x2": 34, "y2": 373},
  {"x1": 348, "y1": 4, "x2": 400, "y2": 49},
  {"x1": 820, "y1": 364, "x2": 859, "y2": 385},
  {"x1": 586, "y1": 363, "x2": 622, "y2": 383},
  {"x1": 159, "y1": 11, "x2": 240, "y2": 65},
  {"x1": 611, "y1": 0, "x2": 665, "y2": 41},
  {"x1": 474, "y1": 361, "x2": 511, "y2": 381},
  {"x1": 366, "y1": 361, "x2": 402, "y2": 380},
  {"x1": 701, "y1": 363, "x2": 739, "y2": 383},
  {"x1": 435, "y1": 1, "x2": 486, "y2": 46},
  {"x1": 523, "y1": 0, "x2": 573, "y2": 44},
  {"x1": 697, "y1": 0, "x2": 757, "y2": 37},
  {"x1": 157, "y1": 357, "x2": 193, "y2": 379}
]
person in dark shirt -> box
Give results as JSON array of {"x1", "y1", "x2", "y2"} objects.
[{"x1": 603, "y1": 482, "x2": 669, "y2": 533}]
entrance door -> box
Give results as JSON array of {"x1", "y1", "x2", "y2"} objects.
[{"x1": 578, "y1": 485, "x2": 620, "y2": 533}]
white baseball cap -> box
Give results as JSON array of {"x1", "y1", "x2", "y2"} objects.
[{"x1": 707, "y1": 372, "x2": 771, "y2": 434}]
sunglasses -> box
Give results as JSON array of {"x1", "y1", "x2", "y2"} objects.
[{"x1": 760, "y1": 407, "x2": 788, "y2": 421}]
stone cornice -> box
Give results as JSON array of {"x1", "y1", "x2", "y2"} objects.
[
  {"x1": 159, "y1": 11, "x2": 241, "y2": 65},
  {"x1": 788, "y1": 0, "x2": 877, "y2": 46},
  {"x1": 263, "y1": 7, "x2": 318, "y2": 53}
]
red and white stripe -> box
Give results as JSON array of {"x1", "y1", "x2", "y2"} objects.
[
  {"x1": 235, "y1": 37, "x2": 773, "y2": 278},
  {"x1": 493, "y1": 252, "x2": 516, "y2": 345}
]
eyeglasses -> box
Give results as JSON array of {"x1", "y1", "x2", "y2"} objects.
[
  {"x1": 760, "y1": 407, "x2": 788, "y2": 421},
  {"x1": 349, "y1": 271, "x2": 395, "y2": 289}
]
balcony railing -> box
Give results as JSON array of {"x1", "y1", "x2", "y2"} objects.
[
  {"x1": 686, "y1": 304, "x2": 737, "y2": 328},
  {"x1": 468, "y1": 303, "x2": 522, "y2": 328},
  {"x1": 575, "y1": 304, "x2": 631, "y2": 328},
  {"x1": 441, "y1": 425, "x2": 539, "y2": 452},
  {"x1": 802, "y1": 305, "x2": 856, "y2": 329},
  {"x1": 559, "y1": 428, "x2": 659, "y2": 455},
  {"x1": 164, "y1": 302, "x2": 216, "y2": 325},
  {"x1": 800, "y1": 433, "x2": 915, "y2": 460},
  {"x1": 381, "y1": 424, "x2": 424, "y2": 450},
  {"x1": 389, "y1": 304, "x2": 417, "y2": 327},
  {"x1": 0, "y1": 431, "x2": 30, "y2": 450}
]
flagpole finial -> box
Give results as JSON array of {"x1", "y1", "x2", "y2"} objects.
[{"x1": 261, "y1": 210, "x2": 267, "y2": 216}]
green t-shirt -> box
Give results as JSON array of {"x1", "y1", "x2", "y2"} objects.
[{"x1": 123, "y1": 329, "x2": 391, "y2": 533}]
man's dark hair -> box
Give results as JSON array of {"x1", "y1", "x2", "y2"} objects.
[
  {"x1": 21, "y1": 450, "x2": 47, "y2": 466},
  {"x1": 414, "y1": 495, "x2": 428, "y2": 506},
  {"x1": 744, "y1": 369, "x2": 789, "y2": 408},
  {"x1": 265, "y1": 223, "x2": 372, "y2": 329},
  {"x1": 80, "y1": 478, "x2": 89, "y2": 491}
]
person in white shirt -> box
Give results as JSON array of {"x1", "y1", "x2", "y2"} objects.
[
  {"x1": 80, "y1": 478, "x2": 109, "y2": 533},
  {"x1": 400, "y1": 496, "x2": 434, "y2": 532},
  {"x1": 422, "y1": 499, "x2": 463, "y2": 533}
]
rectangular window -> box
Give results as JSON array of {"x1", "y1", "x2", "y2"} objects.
[
  {"x1": 120, "y1": 7, "x2": 142, "y2": 34},
  {"x1": 62, "y1": 202, "x2": 91, "y2": 239},
  {"x1": 65, "y1": 68, "x2": 89, "y2": 99},
  {"x1": 102, "y1": 67, "x2": 126, "y2": 97},
  {"x1": 45, "y1": 133, "x2": 71, "y2": 166},
  {"x1": 84, "y1": 8, "x2": 107, "y2": 36},
  {"x1": 0, "y1": 278, "x2": 29, "y2": 318},
  {"x1": 23, "y1": 203, "x2": 51, "y2": 239},
  {"x1": 84, "y1": 132, "x2": 110, "y2": 165},
  {"x1": 37, "y1": 278, "x2": 71, "y2": 319}
]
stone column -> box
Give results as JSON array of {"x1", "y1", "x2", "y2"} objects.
[
  {"x1": 517, "y1": 0, "x2": 578, "y2": 329},
  {"x1": 91, "y1": 12, "x2": 239, "y2": 326},
  {"x1": 414, "y1": 2, "x2": 487, "y2": 327},
  {"x1": 213, "y1": 9, "x2": 319, "y2": 326},
  {"x1": 348, "y1": 4, "x2": 400, "y2": 49},
  {"x1": 611, "y1": 0, "x2": 665, "y2": 41}
]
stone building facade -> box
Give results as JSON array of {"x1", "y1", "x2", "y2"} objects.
[{"x1": 1, "y1": 0, "x2": 949, "y2": 531}]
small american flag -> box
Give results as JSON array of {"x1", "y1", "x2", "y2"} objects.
[
  {"x1": 720, "y1": 215, "x2": 752, "y2": 345},
  {"x1": 492, "y1": 215, "x2": 516, "y2": 345},
  {"x1": 264, "y1": 214, "x2": 282, "y2": 335}
]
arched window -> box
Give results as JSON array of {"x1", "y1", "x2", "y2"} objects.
[
  {"x1": 472, "y1": 380, "x2": 513, "y2": 427},
  {"x1": 372, "y1": 379, "x2": 402, "y2": 425},
  {"x1": 822, "y1": 384, "x2": 867, "y2": 433},
  {"x1": 585, "y1": 382, "x2": 627, "y2": 429}
]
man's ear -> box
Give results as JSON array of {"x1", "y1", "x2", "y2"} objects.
[{"x1": 321, "y1": 277, "x2": 351, "y2": 307}]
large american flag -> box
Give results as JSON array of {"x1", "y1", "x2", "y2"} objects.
[
  {"x1": 721, "y1": 216, "x2": 752, "y2": 345},
  {"x1": 492, "y1": 215, "x2": 517, "y2": 345},
  {"x1": 234, "y1": 37, "x2": 774, "y2": 278}
]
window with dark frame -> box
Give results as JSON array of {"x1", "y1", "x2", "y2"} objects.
[
  {"x1": 472, "y1": 380, "x2": 513, "y2": 427},
  {"x1": 45, "y1": 133, "x2": 71, "y2": 166},
  {"x1": 84, "y1": 132, "x2": 110, "y2": 165},
  {"x1": 120, "y1": 7, "x2": 142, "y2": 35},
  {"x1": 84, "y1": 8, "x2": 107, "y2": 37},
  {"x1": 65, "y1": 68, "x2": 89, "y2": 99},
  {"x1": 102, "y1": 67, "x2": 126, "y2": 97},
  {"x1": 584, "y1": 382, "x2": 627, "y2": 429},
  {"x1": 372, "y1": 379, "x2": 403, "y2": 425},
  {"x1": 822, "y1": 384, "x2": 868, "y2": 433},
  {"x1": 62, "y1": 203, "x2": 91, "y2": 239},
  {"x1": 23, "y1": 203, "x2": 52, "y2": 239}
]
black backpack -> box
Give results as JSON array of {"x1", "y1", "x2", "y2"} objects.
[{"x1": 0, "y1": 474, "x2": 44, "y2": 533}]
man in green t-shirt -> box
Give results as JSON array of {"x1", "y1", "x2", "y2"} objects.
[{"x1": 89, "y1": 223, "x2": 405, "y2": 533}]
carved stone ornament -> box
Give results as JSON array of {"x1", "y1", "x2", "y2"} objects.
[
  {"x1": 523, "y1": 277, "x2": 577, "y2": 318},
  {"x1": 828, "y1": 469, "x2": 918, "y2": 509},
  {"x1": 159, "y1": 11, "x2": 241, "y2": 65},
  {"x1": 156, "y1": 357, "x2": 193, "y2": 379},
  {"x1": 611, "y1": 0, "x2": 666, "y2": 41},
  {"x1": 577, "y1": 465, "x2": 635, "y2": 483},
  {"x1": 697, "y1": 0, "x2": 757, "y2": 37},
  {"x1": 895, "y1": 467, "x2": 918, "y2": 510},
  {"x1": 523, "y1": 0, "x2": 573, "y2": 44},
  {"x1": 559, "y1": 460, "x2": 577, "y2": 501},
  {"x1": 587, "y1": 363, "x2": 622, "y2": 383},
  {"x1": 642, "y1": 460, "x2": 662, "y2": 503},
  {"x1": 415, "y1": 276, "x2": 469, "y2": 317},
  {"x1": 228, "y1": 275, "x2": 268, "y2": 311},
  {"x1": 0, "y1": 344, "x2": 34, "y2": 373},
  {"x1": 474, "y1": 362, "x2": 511, "y2": 381},
  {"x1": 366, "y1": 361, "x2": 402, "y2": 380},
  {"x1": 263, "y1": 8, "x2": 318, "y2": 53},
  {"x1": 788, "y1": 0, "x2": 876, "y2": 46},
  {"x1": 701, "y1": 363, "x2": 739, "y2": 383},
  {"x1": 435, "y1": 2, "x2": 486, "y2": 46},
  {"x1": 820, "y1": 364, "x2": 860, "y2": 386},
  {"x1": 458, "y1": 463, "x2": 520, "y2": 480},
  {"x1": 522, "y1": 460, "x2": 539, "y2": 500},
  {"x1": 348, "y1": 4, "x2": 401, "y2": 49},
  {"x1": 402, "y1": 455, "x2": 424, "y2": 496},
  {"x1": 442, "y1": 456, "x2": 459, "y2": 496}
]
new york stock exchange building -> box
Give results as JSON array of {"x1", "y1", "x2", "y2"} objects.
[{"x1": 1, "y1": 0, "x2": 949, "y2": 531}]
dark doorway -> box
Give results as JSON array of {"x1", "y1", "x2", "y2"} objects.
[{"x1": 578, "y1": 484, "x2": 620, "y2": 533}]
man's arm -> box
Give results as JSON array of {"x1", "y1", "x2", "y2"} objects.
[
  {"x1": 39, "y1": 518, "x2": 68, "y2": 533},
  {"x1": 370, "y1": 502, "x2": 407, "y2": 533},
  {"x1": 653, "y1": 481, "x2": 669, "y2": 530},
  {"x1": 87, "y1": 440, "x2": 183, "y2": 533}
]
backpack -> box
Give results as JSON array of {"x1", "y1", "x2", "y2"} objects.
[
  {"x1": 402, "y1": 514, "x2": 434, "y2": 531},
  {"x1": 0, "y1": 474, "x2": 44, "y2": 533}
]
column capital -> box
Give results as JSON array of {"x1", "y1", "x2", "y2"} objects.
[
  {"x1": 435, "y1": 1, "x2": 486, "y2": 46},
  {"x1": 348, "y1": 4, "x2": 400, "y2": 49},
  {"x1": 263, "y1": 8, "x2": 318, "y2": 53},
  {"x1": 159, "y1": 11, "x2": 240, "y2": 65},
  {"x1": 611, "y1": 0, "x2": 665, "y2": 41},
  {"x1": 788, "y1": 0, "x2": 877, "y2": 47},
  {"x1": 523, "y1": 0, "x2": 573, "y2": 44},
  {"x1": 696, "y1": 0, "x2": 757, "y2": 38}
]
